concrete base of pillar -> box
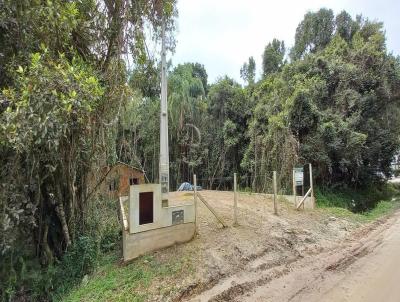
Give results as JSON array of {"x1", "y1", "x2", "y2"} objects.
[{"x1": 122, "y1": 222, "x2": 195, "y2": 261}]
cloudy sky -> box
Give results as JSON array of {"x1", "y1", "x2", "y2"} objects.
[{"x1": 171, "y1": 0, "x2": 400, "y2": 84}]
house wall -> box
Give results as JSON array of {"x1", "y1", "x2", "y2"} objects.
[{"x1": 99, "y1": 164, "x2": 145, "y2": 199}]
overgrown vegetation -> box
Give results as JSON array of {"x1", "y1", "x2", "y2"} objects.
[
  {"x1": 316, "y1": 183, "x2": 400, "y2": 211},
  {"x1": 0, "y1": 0, "x2": 177, "y2": 300},
  {"x1": 319, "y1": 197, "x2": 400, "y2": 223},
  {"x1": 61, "y1": 252, "x2": 192, "y2": 302},
  {"x1": 126, "y1": 8, "x2": 400, "y2": 192},
  {"x1": 1, "y1": 196, "x2": 121, "y2": 301},
  {"x1": 1, "y1": 2, "x2": 400, "y2": 301},
  {"x1": 316, "y1": 183, "x2": 400, "y2": 222}
]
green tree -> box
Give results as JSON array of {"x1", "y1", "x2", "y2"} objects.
[
  {"x1": 0, "y1": 0, "x2": 178, "y2": 299},
  {"x1": 204, "y1": 77, "x2": 251, "y2": 183},
  {"x1": 167, "y1": 63, "x2": 207, "y2": 186},
  {"x1": 1, "y1": 49, "x2": 104, "y2": 256},
  {"x1": 291, "y1": 8, "x2": 335, "y2": 60},
  {"x1": 129, "y1": 61, "x2": 161, "y2": 98},
  {"x1": 262, "y1": 39, "x2": 285, "y2": 77},
  {"x1": 335, "y1": 10, "x2": 359, "y2": 42},
  {"x1": 250, "y1": 13, "x2": 400, "y2": 192},
  {"x1": 240, "y1": 56, "x2": 256, "y2": 85},
  {"x1": 190, "y1": 62, "x2": 208, "y2": 93}
]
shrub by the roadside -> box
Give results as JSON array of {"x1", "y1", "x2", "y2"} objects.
[
  {"x1": 316, "y1": 183, "x2": 400, "y2": 212},
  {"x1": 0, "y1": 197, "x2": 122, "y2": 301}
]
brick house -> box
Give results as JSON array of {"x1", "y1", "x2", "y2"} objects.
[{"x1": 98, "y1": 162, "x2": 146, "y2": 199}]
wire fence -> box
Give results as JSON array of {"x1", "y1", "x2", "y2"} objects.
[
  {"x1": 237, "y1": 173, "x2": 274, "y2": 194},
  {"x1": 195, "y1": 176, "x2": 234, "y2": 191},
  {"x1": 195, "y1": 172, "x2": 289, "y2": 196},
  {"x1": 194, "y1": 172, "x2": 278, "y2": 218},
  {"x1": 182, "y1": 166, "x2": 313, "y2": 201},
  {"x1": 180, "y1": 164, "x2": 315, "y2": 228}
]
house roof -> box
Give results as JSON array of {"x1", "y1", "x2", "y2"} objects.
[{"x1": 114, "y1": 161, "x2": 145, "y2": 173}]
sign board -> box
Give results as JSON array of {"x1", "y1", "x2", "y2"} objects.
[
  {"x1": 160, "y1": 173, "x2": 169, "y2": 194},
  {"x1": 294, "y1": 168, "x2": 304, "y2": 186},
  {"x1": 172, "y1": 210, "x2": 184, "y2": 225}
]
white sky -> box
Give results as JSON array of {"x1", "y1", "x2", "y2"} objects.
[{"x1": 171, "y1": 0, "x2": 400, "y2": 84}]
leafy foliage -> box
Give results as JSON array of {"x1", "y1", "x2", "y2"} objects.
[
  {"x1": 0, "y1": 0, "x2": 178, "y2": 300},
  {"x1": 291, "y1": 8, "x2": 335, "y2": 59},
  {"x1": 262, "y1": 39, "x2": 286, "y2": 77},
  {"x1": 240, "y1": 56, "x2": 256, "y2": 85},
  {"x1": 126, "y1": 10, "x2": 400, "y2": 196},
  {"x1": 249, "y1": 12, "x2": 400, "y2": 189},
  {"x1": 316, "y1": 183, "x2": 399, "y2": 212},
  {"x1": 1, "y1": 4, "x2": 400, "y2": 301}
]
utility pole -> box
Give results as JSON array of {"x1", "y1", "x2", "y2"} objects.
[{"x1": 160, "y1": 15, "x2": 169, "y2": 207}]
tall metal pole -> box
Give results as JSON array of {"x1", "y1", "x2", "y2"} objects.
[{"x1": 160, "y1": 16, "x2": 169, "y2": 206}]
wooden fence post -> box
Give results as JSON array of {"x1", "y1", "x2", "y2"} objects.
[
  {"x1": 197, "y1": 192, "x2": 227, "y2": 228},
  {"x1": 273, "y1": 171, "x2": 278, "y2": 215},
  {"x1": 234, "y1": 173, "x2": 238, "y2": 225},
  {"x1": 292, "y1": 169, "x2": 296, "y2": 207},
  {"x1": 194, "y1": 174, "x2": 198, "y2": 233},
  {"x1": 309, "y1": 163, "x2": 314, "y2": 209}
]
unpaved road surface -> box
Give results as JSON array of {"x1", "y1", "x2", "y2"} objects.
[
  {"x1": 162, "y1": 191, "x2": 358, "y2": 301},
  {"x1": 136, "y1": 191, "x2": 398, "y2": 301},
  {"x1": 185, "y1": 208, "x2": 400, "y2": 302},
  {"x1": 288, "y1": 211, "x2": 400, "y2": 302}
]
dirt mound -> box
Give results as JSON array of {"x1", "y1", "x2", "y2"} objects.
[{"x1": 154, "y1": 190, "x2": 359, "y2": 302}]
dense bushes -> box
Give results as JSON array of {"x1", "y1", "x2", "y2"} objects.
[
  {"x1": 1, "y1": 3, "x2": 399, "y2": 301},
  {"x1": 0, "y1": 1, "x2": 176, "y2": 300},
  {"x1": 128, "y1": 9, "x2": 400, "y2": 194},
  {"x1": 247, "y1": 13, "x2": 400, "y2": 188},
  {"x1": 0, "y1": 197, "x2": 121, "y2": 301},
  {"x1": 316, "y1": 183, "x2": 400, "y2": 212},
  {"x1": 0, "y1": 237, "x2": 99, "y2": 301}
]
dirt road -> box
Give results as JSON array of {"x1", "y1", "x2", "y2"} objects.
[
  {"x1": 289, "y1": 211, "x2": 400, "y2": 302},
  {"x1": 184, "y1": 202, "x2": 400, "y2": 302}
]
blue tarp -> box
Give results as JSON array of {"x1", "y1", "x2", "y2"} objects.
[{"x1": 177, "y1": 182, "x2": 202, "y2": 191}]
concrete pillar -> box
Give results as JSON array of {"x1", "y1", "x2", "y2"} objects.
[{"x1": 159, "y1": 16, "x2": 169, "y2": 207}]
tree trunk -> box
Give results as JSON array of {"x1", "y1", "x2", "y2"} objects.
[
  {"x1": 42, "y1": 224, "x2": 53, "y2": 265},
  {"x1": 53, "y1": 183, "x2": 72, "y2": 248},
  {"x1": 55, "y1": 201, "x2": 72, "y2": 247}
]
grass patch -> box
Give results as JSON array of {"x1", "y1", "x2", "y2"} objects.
[
  {"x1": 320, "y1": 199, "x2": 400, "y2": 223},
  {"x1": 360, "y1": 199, "x2": 400, "y2": 221},
  {"x1": 316, "y1": 183, "x2": 400, "y2": 223},
  {"x1": 3, "y1": 197, "x2": 193, "y2": 302},
  {"x1": 316, "y1": 183, "x2": 400, "y2": 212},
  {"x1": 59, "y1": 251, "x2": 193, "y2": 302}
]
